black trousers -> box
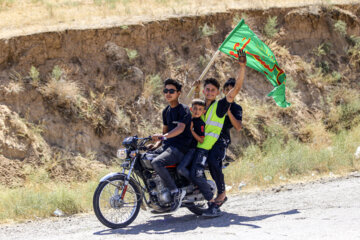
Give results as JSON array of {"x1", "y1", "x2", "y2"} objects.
[
  {"x1": 207, "y1": 141, "x2": 227, "y2": 195},
  {"x1": 151, "y1": 146, "x2": 184, "y2": 191},
  {"x1": 177, "y1": 148, "x2": 196, "y2": 181},
  {"x1": 190, "y1": 148, "x2": 213, "y2": 201}
]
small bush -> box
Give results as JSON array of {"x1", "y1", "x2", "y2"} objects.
[
  {"x1": 143, "y1": 74, "x2": 163, "y2": 99},
  {"x1": 285, "y1": 76, "x2": 297, "y2": 92},
  {"x1": 51, "y1": 65, "x2": 63, "y2": 81},
  {"x1": 29, "y1": 66, "x2": 40, "y2": 86},
  {"x1": 348, "y1": 37, "x2": 360, "y2": 69},
  {"x1": 114, "y1": 108, "x2": 131, "y2": 132},
  {"x1": 4, "y1": 81, "x2": 24, "y2": 94},
  {"x1": 319, "y1": 60, "x2": 330, "y2": 73},
  {"x1": 125, "y1": 48, "x2": 138, "y2": 61},
  {"x1": 313, "y1": 43, "x2": 326, "y2": 57},
  {"x1": 41, "y1": 66, "x2": 82, "y2": 105},
  {"x1": 264, "y1": 16, "x2": 278, "y2": 38},
  {"x1": 198, "y1": 55, "x2": 208, "y2": 68},
  {"x1": 334, "y1": 20, "x2": 347, "y2": 36},
  {"x1": 200, "y1": 23, "x2": 217, "y2": 37}
]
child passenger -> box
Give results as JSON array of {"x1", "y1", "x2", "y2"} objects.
[{"x1": 177, "y1": 99, "x2": 206, "y2": 181}]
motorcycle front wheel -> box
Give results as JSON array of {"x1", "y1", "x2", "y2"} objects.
[{"x1": 93, "y1": 175, "x2": 141, "y2": 229}]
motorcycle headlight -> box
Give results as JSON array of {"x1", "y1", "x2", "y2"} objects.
[{"x1": 116, "y1": 149, "x2": 128, "y2": 160}]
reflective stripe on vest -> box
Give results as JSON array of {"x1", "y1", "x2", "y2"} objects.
[{"x1": 197, "y1": 101, "x2": 226, "y2": 150}]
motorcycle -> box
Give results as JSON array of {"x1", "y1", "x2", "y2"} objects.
[{"x1": 93, "y1": 135, "x2": 232, "y2": 229}]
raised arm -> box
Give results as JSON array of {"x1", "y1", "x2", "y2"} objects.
[
  {"x1": 183, "y1": 80, "x2": 201, "y2": 105},
  {"x1": 226, "y1": 49, "x2": 247, "y2": 103}
]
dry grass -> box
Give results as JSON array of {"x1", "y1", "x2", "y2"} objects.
[
  {"x1": 225, "y1": 123, "x2": 360, "y2": 188},
  {"x1": 143, "y1": 74, "x2": 163, "y2": 100},
  {"x1": 1, "y1": 0, "x2": 358, "y2": 39},
  {"x1": 40, "y1": 65, "x2": 82, "y2": 106}
]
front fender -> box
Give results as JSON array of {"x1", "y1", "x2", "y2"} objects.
[{"x1": 99, "y1": 172, "x2": 125, "y2": 183}]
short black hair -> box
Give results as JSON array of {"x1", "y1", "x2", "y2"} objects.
[
  {"x1": 191, "y1": 98, "x2": 206, "y2": 107},
  {"x1": 223, "y1": 78, "x2": 236, "y2": 89},
  {"x1": 203, "y1": 78, "x2": 220, "y2": 89},
  {"x1": 164, "y1": 78, "x2": 182, "y2": 91}
]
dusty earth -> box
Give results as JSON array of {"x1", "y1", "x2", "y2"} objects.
[
  {"x1": 1, "y1": 174, "x2": 359, "y2": 240},
  {"x1": 1, "y1": 3, "x2": 360, "y2": 185}
]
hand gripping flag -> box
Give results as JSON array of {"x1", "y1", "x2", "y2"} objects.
[{"x1": 219, "y1": 19, "x2": 291, "y2": 108}]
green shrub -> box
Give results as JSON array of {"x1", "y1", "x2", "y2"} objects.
[
  {"x1": 334, "y1": 20, "x2": 347, "y2": 36},
  {"x1": 264, "y1": 16, "x2": 278, "y2": 38},
  {"x1": 29, "y1": 66, "x2": 40, "y2": 86},
  {"x1": 125, "y1": 48, "x2": 138, "y2": 61},
  {"x1": 313, "y1": 43, "x2": 326, "y2": 57},
  {"x1": 200, "y1": 23, "x2": 217, "y2": 37}
]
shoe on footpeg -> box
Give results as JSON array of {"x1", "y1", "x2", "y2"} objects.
[
  {"x1": 202, "y1": 202, "x2": 221, "y2": 218},
  {"x1": 170, "y1": 189, "x2": 186, "y2": 212}
]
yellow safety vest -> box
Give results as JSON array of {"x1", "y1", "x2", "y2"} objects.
[{"x1": 197, "y1": 101, "x2": 226, "y2": 150}]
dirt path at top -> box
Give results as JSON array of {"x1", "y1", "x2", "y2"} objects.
[
  {"x1": 1, "y1": 174, "x2": 359, "y2": 240},
  {"x1": 1, "y1": 0, "x2": 359, "y2": 39}
]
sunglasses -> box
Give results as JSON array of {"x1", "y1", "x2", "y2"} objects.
[{"x1": 163, "y1": 89, "x2": 177, "y2": 94}]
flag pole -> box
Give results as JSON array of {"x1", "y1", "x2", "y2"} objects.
[
  {"x1": 183, "y1": 50, "x2": 221, "y2": 104},
  {"x1": 197, "y1": 49, "x2": 220, "y2": 81}
]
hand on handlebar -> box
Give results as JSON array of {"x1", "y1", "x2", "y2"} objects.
[{"x1": 151, "y1": 134, "x2": 167, "y2": 142}]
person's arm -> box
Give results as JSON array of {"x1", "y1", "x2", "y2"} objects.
[
  {"x1": 162, "y1": 125, "x2": 168, "y2": 134},
  {"x1": 152, "y1": 123, "x2": 185, "y2": 141},
  {"x1": 163, "y1": 123, "x2": 186, "y2": 138},
  {"x1": 152, "y1": 107, "x2": 190, "y2": 141},
  {"x1": 190, "y1": 121, "x2": 204, "y2": 143},
  {"x1": 227, "y1": 108, "x2": 242, "y2": 131},
  {"x1": 183, "y1": 80, "x2": 201, "y2": 105},
  {"x1": 226, "y1": 49, "x2": 246, "y2": 103}
]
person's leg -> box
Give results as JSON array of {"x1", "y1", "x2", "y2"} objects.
[
  {"x1": 151, "y1": 146, "x2": 184, "y2": 191},
  {"x1": 207, "y1": 142, "x2": 227, "y2": 202},
  {"x1": 190, "y1": 149, "x2": 213, "y2": 201},
  {"x1": 177, "y1": 148, "x2": 196, "y2": 181}
]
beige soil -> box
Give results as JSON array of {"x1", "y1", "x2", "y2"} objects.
[{"x1": 0, "y1": 3, "x2": 360, "y2": 185}]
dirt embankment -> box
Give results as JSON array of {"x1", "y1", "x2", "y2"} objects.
[{"x1": 0, "y1": 4, "x2": 360, "y2": 186}]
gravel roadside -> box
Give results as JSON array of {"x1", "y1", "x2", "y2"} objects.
[{"x1": 1, "y1": 174, "x2": 360, "y2": 240}]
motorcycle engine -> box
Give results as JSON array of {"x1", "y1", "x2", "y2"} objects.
[{"x1": 148, "y1": 174, "x2": 171, "y2": 205}]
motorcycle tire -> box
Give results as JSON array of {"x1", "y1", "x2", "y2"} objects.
[{"x1": 93, "y1": 175, "x2": 141, "y2": 229}]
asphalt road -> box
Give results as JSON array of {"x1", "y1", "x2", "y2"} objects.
[{"x1": 1, "y1": 174, "x2": 360, "y2": 240}]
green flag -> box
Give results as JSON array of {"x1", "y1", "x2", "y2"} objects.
[{"x1": 219, "y1": 19, "x2": 291, "y2": 108}]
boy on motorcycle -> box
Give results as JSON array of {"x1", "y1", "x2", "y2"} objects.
[
  {"x1": 190, "y1": 49, "x2": 247, "y2": 217},
  {"x1": 177, "y1": 99, "x2": 206, "y2": 181},
  {"x1": 150, "y1": 78, "x2": 193, "y2": 212}
]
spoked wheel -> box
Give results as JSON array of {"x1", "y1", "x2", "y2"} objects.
[{"x1": 93, "y1": 175, "x2": 141, "y2": 229}]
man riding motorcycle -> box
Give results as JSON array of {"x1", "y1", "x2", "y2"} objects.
[{"x1": 150, "y1": 78, "x2": 193, "y2": 212}]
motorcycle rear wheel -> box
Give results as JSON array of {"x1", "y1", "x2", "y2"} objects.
[{"x1": 93, "y1": 175, "x2": 141, "y2": 229}]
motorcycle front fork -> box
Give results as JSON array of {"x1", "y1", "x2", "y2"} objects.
[{"x1": 119, "y1": 157, "x2": 137, "y2": 200}]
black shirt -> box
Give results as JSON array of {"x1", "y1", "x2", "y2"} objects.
[
  {"x1": 218, "y1": 102, "x2": 242, "y2": 147},
  {"x1": 190, "y1": 117, "x2": 205, "y2": 148},
  {"x1": 215, "y1": 97, "x2": 231, "y2": 119},
  {"x1": 162, "y1": 103, "x2": 192, "y2": 153}
]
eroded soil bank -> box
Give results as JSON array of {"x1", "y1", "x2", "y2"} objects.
[{"x1": 0, "y1": 4, "x2": 360, "y2": 185}]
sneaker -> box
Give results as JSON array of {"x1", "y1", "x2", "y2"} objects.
[
  {"x1": 170, "y1": 189, "x2": 186, "y2": 212},
  {"x1": 202, "y1": 202, "x2": 221, "y2": 218}
]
